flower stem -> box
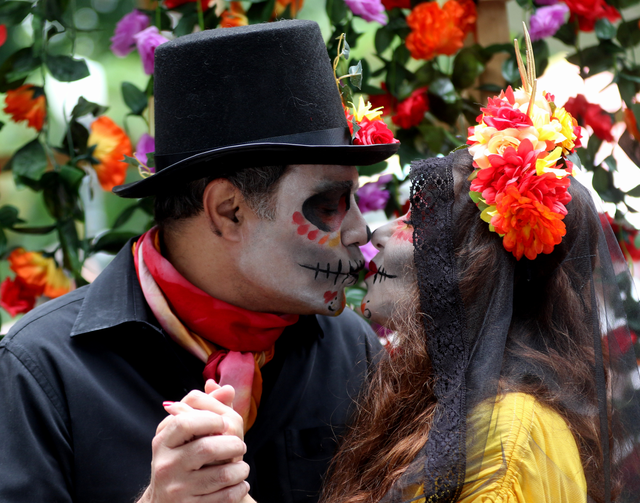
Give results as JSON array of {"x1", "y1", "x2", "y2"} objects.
[{"x1": 197, "y1": 0, "x2": 205, "y2": 31}]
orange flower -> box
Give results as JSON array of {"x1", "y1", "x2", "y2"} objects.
[
  {"x1": 221, "y1": 2, "x2": 248, "y2": 27},
  {"x1": 492, "y1": 185, "x2": 566, "y2": 261},
  {"x1": 405, "y1": 0, "x2": 476, "y2": 61},
  {"x1": 8, "y1": 248, "x2": 71, "y2": 299},
  {"x1": 3, "y1": 84, "x2": 46, "y2": 131},
  {"x1": 87, "y1": 116, "x2": 133, "y2": 191},
  {"x1": 624, "y1": 108, "x2": 640, "y2": 143},
  {"x1": 273, "y1": 0, "x2": 304, "y2": 18},
  {"x1": 406, "y1": 0, "x2": 477, "y2": 59}
]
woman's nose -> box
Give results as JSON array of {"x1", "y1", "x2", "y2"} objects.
[{"x1": 370, "y1": 218, "x2": 400, "y2": 250}]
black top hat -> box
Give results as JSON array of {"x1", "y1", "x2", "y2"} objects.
[{"x1": 113, "y1": 20, "x2": 400, "y2": 198}]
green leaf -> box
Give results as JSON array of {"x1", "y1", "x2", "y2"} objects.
[
  {"x1": 604, "y1": 155, "x2": 617, "y2": 172},
  {"x1": 452, "y1": 48, "x2": 484, "y2": 90},
  {"x1": 348, "y1": 61, "x2": 363, "y2": 90},
  {"x1": 41, "y1": 169, "x2": 83, "y2": 221},
  {"x1": 592, "y1": 166, "x2": 610, "y2": 193},
  {"x1": 174, "y1": 12, "x2": 198, "y2": 37},
  {"x1": 567, "y1": 42, "x2": 621, "y2": 77},
  {"x1": 10, "y1": 139, "x2": 47, "y2": 183},
  {"x1": 392, "y1": 44, "x2": 410, "y2": 66},
  {"x1": 61, "y1": 120, "x2": 90, "y2": 157},
  {"x1": 617, "y1": 18, "x2": 640, "y2": 47},
  {"x1": 245, "y1": 0, "x2": 276, "y2": 22},
  {"x1": 57, "y1": 218, "x2": 83, "y2": 279},
  {"x1": 0, "y1": 229, "x2": 7, "y2": 257},
  {"x1": 357, "y1": 161, "x2": 387, "y2": 177},
  {"x1": 595, "y1": 18, "x2": 616, "y2": 40},
  {"x1": 71, "y1": 96, "x2": 108, "y2": 119},
  {"x1": 46, "y1": 54, "x2": 90, "y2": 82},
  {"x1": 122, "y1": 82, "x2": 148, "y2": 116},
  {"x1": 91, "y1": 231, "x2": 138, "y2": 255},
  {"x1": 375, "y1": 25, "x2": 394, "y2": 54},
  {"x1": 43, "y1": 0, "x2": 69, "y2": 22},
  {"x1": 9, "y1": 224, "x2": 56, "y2": 235},
  {"x1": 567, "y1": 152, "x2": 582, "y2": 170},
  {"x1": 417, "y1": 124, "x2": 446, "y2": 153},
  {"x1": 345, "y1": 286, "x2": 365, "y2": 308},
  {"x1": 0, "y1": 1, "x2": 32, "y2": 25},
  {"x1": 326, "y1": 0, "x2": 348, "y2": 26},
  {"x1": 531, "y1": 40, "x2": 549, "y2": 78},
  {"x1": 429, "y1": 77, "x2": 457, "y2": 104},
  {"x1": 502, "y1": 56, "x2": 522, "y2": 86},
  {"x1": 0, "y1": 48, "x2": 32, "y2": 92},
  {"x1": 5, "y1": 47, "x2": 41, "y2": 82},
  {"x1": 113, "y1": 204, "x2": 139, "y2": 229},
  {"x1": 553, "y1": 22, "x2": 578, "y2": 46},
  {"x1": 31, "y1": 13, "x2": 44, "y2": 55},
  {"x1": 0, "y1": 206, "x2": 22, "y2": 228},
  {"x1": 626, "y1": 184, "x2": 640, "y2": 197}
]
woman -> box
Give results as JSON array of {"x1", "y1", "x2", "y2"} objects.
[{"x1": 320, "y1": 143, "x2": 640, "y2": 500}]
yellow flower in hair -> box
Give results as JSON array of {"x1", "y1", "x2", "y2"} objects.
[
  {"x1": 553, "y1": 107, "x2": 579, "y2": 154},
  {"x1": 351, "y1": 96, "x2": 384, "y2": 122},
  {"x1": 536, "y1": 147, "x2": 566, "y2": 178}
]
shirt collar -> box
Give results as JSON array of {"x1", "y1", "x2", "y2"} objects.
[{"x1": 70, "y1": 238, "x2": 160, "y2": 337}]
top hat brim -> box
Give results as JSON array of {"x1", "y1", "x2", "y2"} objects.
[{"x1": 113, "y1": 141, "x2": 400, "y2": 198}]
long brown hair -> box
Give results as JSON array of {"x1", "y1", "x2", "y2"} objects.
[{"x1": 321, "y1": 163, "x2": 612, "y2": 503}]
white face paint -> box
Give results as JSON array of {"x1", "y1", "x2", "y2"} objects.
[
  {"x1": 361, "y1": 212, "x2": 415, "y2": 329},
  {"x1": 237, "y1": 165, "x2": 368, "y2": 316}
]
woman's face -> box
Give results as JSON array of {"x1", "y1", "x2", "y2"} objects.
[{"x1": 361, "y1": 211, "x2": 415, "y2": 329}]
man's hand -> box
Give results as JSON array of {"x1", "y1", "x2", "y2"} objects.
[{"x1": 136, "y1": 384, "x2": 249, "y2": 503}]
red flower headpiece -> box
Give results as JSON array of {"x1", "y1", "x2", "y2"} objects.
[{"x1": 467, "y1": 28, "x2": 580, "y2": 261}]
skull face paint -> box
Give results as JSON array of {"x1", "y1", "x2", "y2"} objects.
[
  {"x1": 361, "y1": 212, "x2": 415, "y2": 328},
  {"x1": 236, "y1": 165, "x2": 368, "y2": 316}
]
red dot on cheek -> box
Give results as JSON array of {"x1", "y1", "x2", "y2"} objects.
[
  {"x1": 292, "y1": 212, "x2": 306, "y2": 225},
  {"x1": 308, "y1": 230, "x2": 319, "y2": 240},
  {"x1": 297, "y1": 224, "x2": 310, "y2": 235}
]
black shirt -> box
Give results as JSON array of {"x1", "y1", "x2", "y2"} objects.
[{"x1": 0, "y1": 243, "x2": 382, "y2": 503}]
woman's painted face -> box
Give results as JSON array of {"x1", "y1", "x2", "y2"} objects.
[
  {"x1": 361, "y1": 211, "x2": 415, "y2": 328},
  {"x1": 237, "y1": 164, "x2": 369, "y2": 316}
]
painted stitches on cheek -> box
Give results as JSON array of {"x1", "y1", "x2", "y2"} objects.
[
  {"x1": 299, "y1": 259, "x2": 365, "y2": 286},
  {"x1": 368, "y1": 261, "x2": 397, "y2": 284}
]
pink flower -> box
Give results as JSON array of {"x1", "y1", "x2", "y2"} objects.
[
  {"x1": 529, "y1": 4, "x2": 569, "y2": 41},
  {"x1": 483, "y1": 105, "x2": 533, "y2": 131},
  {"x1": 344, "y1": 0, "x2": 387, "y2": 24},
  {"x1": 353, "y1": 117, "x2": 399, "y2": 145},
  {"x1": 110, "y1": 10, "x2": 150, "y2": 57},
  {"x1": 357, "y1": 174, "x2": 392, "y2": 213},
  {"x1": 133, "y1": 27, "x2": 170, "y2": 75},
  {"x1": 135, "y1": 133, "x2": 155, "y2": 171},
  {"x1": 360, "y1": 241, "x2": 378, "y2": 269}
]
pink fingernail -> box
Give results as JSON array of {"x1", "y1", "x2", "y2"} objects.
[{"x1": 163, "y1": 401, "x2": 175, "y2": 407}]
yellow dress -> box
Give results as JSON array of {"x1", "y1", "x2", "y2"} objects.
[{"x1": 412, "y1": 393, "x2": 587, "y2": 503}]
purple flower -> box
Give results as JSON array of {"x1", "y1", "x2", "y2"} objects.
[
  {"x1": 357, "y1": 174, "x2": 392, "y2": 213},
  {"x1": 344, "y1": 0, "x2": 387, "y2": 24},
  {"x1": 534, "y1": 0, "x2": 559, "y2": 5},
  {"x1": 529, "y1": 4, "x2": 569, "y2": 41},
  {"x1": 135, "y1": 133, "x2": 155, "y2": 171},
  {"x1": 133, "y1": 26, "x2": 170, "y2": 75},
  {"x1": 110, "y1": 10, "x2": 149, "y2": 57}
]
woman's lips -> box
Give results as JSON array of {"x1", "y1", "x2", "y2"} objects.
[{"x1": 364, "y1": 261, "x2": 378, "y2": 280}]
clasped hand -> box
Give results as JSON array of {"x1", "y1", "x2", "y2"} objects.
[{"x1": 137, "y1": 380, "x2": 254, "y2": 503}]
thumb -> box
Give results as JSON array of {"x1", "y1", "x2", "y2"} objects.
[{"x1": 210, "y1": 384, "x2": 235, "y2": 408}]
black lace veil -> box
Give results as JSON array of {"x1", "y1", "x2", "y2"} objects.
[{"x1": 380, "y1": 148, "x2": 640, "y2": 503}]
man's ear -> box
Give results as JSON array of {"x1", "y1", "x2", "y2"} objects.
[{"x1": 202, "y1": 179, "x2": 247, "y2": 241}]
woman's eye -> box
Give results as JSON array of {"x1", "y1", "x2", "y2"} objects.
[{"x1": 402, "y1": 220, "x2": 412, "y2": 225}]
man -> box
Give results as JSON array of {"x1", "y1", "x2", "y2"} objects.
[{"x1": 0, "y1": 20, "x2": 399, "y2": 503}]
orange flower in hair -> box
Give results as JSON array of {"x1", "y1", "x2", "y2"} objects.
[
  {"x1": 4, "y1": 84, "x2": 46, "y2": 131},
  {"x1": 405, "y1": 0, "x2": 476, "y2": 61},
  {"x1": 8, "y1": 248, "x2": 71, "y2": 299},
  {"x1": 87, "y1": 116, "x2": 133, "y2": 191},
  {"x1": 221, "y1": 2, "x2": 248, "y2": 27}
]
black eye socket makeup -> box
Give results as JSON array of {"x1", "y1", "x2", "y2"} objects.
[{"x1": 302, "y1": 181, "x2": 353, "y2": 233}]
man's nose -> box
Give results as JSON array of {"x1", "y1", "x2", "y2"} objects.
[{"x1": 341, "y1": 202, "x2": 370, "y2": 247}]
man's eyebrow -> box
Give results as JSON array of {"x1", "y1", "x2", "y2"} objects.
[{"x1": 311, "y1": 180, "x2": 354, "y2": 193}]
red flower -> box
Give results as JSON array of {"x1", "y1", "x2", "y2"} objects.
[
  {"x1": 0, "y1": 277, "x2": 39, "y2": 317},
  {"x1": 624, "y1": 108, "x2": 640, "y2": 143},
  {"x1": 0, "y1": 25, "x2": 6, "y2": 47},
  {"x1": 368, "y1": 83, "x2": 397, "y2": 116},
  {"x1": 3, "y1": 84, "x2": 46, "y2": 131},
  {"x1": 493, "y1": 184, "x2": 567, "y2": 261},
  {"x1": 392, "y1": 87, "x2": 429, "y2": 129},
  {"x1": 405, "y1": 0, "x2": 477, "y2": 61},
  {"x1": 564, "y1": 94, "x2": 613, "y2": 142},
  {"x1": 381, "y1": 0, "x2": 411, "y2": 9},
  {"x1": 87, "y1": 116, "x2": 133, "y2": 191},
  {"x1": 563, "y1": 0, "x2": 620, "y2": 32},
  {"x1": 164, "y1": 0, "x2": 210, "y2": 10},
  {"x1": 353, "y1": 117, "x2": 399, "y2": 145}
]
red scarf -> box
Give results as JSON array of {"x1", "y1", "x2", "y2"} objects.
[{"x1": 133, "y1": 227, "x2": 298, "y2": 431}]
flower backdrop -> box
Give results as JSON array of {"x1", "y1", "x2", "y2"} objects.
[{"x1": 1, "y1": 0, "x2": 640, "y2": 346}]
